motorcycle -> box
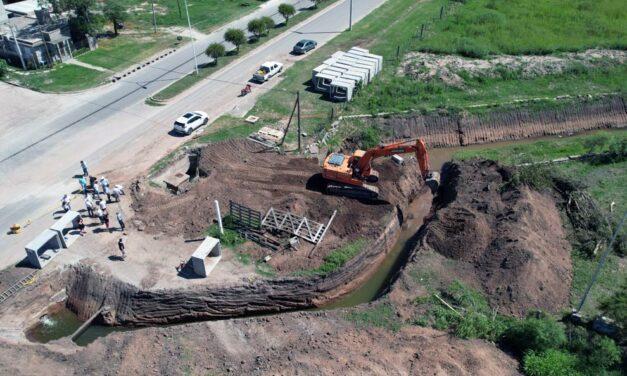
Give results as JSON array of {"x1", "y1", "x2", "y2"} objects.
[{"x1": 240, "y1": 84, "x2": 252, "y2": 97}]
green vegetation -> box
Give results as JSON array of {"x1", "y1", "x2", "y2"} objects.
[
  {"x1": 77, "y1": 34, "x2": 183, "y2": 71},
  {"x1": 205, "y1": 43, "x2": 226, "y2": 64},
  {"x1": 501, "y1": 314, "x2": 566, "y2": 355},
  {"x1": 414, "y1": 280, "x2": 511, "y2": 341},
  {"x1": 0, "y1": 59, "x2": 7, "y2": 78},
  {"x1": 296, "y1": 239, "x2": 366, "y2": 277},
  {"x1": 205, "y1": 215, "x2": 244, "y2": 247},
  {"x1": 255, "y1": 261, "x2": 276, "y2": 277},
  {"x1": 345, "y1": 303, "x2": 402, "y2": 332},
  {"x1": 103, "y1": 0, "x2": 127, "y2": 36},
  {"x1": 148, "y1": 1, "x2": 337, "y2": 103},
  {"x1": 115, "y1": 0, "x2": 263, "y2": 32},
  {"x1": 453, "y1": 130, "x2": 627, "y2": 165},
  {"x1": 278, "y1": 3, "x2": 296, "y2": 25},
  {"x1": 522, "y1": 349, "x2": 579, "y2": 376},
  {"x1": 417, "y1": 0, "x2": 626, "y2": 57},
  {"x1": 224, "y1": 28, "x2": 247, "y2": 52},
  {"x1": 215, "y1": 0, "x2": 626, "y2": 145},
  {"x1": 4, "y1": 64, "x2": 108, "y2": 92}
]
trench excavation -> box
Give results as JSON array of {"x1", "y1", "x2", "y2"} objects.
[{"x1": 23, "y1": 96, "x2": 626, "y2": 345}]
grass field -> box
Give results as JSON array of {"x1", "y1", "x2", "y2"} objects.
[
  {"x1": 5, "y1": 64, "x2": 109, "y2": 92},
  {"x1": 117, "y1": 0, "x2": 265, "y2": 32},
  {"x1": 416, "y1": 0, "x2": 626, "y2": 57},
  {"x1": 77, "y1": 34, "x2": 183, "y2": 71},
  {"x1": 196, "y1": 0, "x2": 626, "y2": 147}
]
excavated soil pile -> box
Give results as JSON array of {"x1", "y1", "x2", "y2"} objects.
[
  {"x1": 366, "y1": 95, "x2": 626, "y2": 148},
  {"x1": 397, "y1": 160, "x2": 572, "y2": 316},
  {"x1": 133, "y1": 139, "x2": 420, "y2": 273}
]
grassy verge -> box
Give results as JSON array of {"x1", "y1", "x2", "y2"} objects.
[
  {"x1": 77, "y1": 33, "x2": 184, "y2": 71},
  {"x1": 147, "y1": 1, "x2": 337, "y2": 103},
  {"x1": 345, "y1": 303, "x2": 402, "y2": 332},
  {"x1": 4, "y1": 64, "x2": 109, "y2": 92},
  {"x1": 453, "y1": 130, "x2": 627, "y2": 165}
]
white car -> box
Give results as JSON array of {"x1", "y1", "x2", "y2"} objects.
[
  {"x1": 172, "y1": 111, "x2": 209, "y2": 135},
  {"x1": 252, "y1": 61, "x2": 283, "y2": 82}
]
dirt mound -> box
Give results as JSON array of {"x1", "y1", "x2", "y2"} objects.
[
  {"x1": 132, "y1": 139, "x2": 421, "y2": 273},
  {"x1": 399, "y1": 49, "x2": 626, "y2": 88},
  {"x1": 416, "y1": 160, "x2": 572, "y2": 316}
]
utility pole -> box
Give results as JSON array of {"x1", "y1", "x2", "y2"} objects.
[
  {"x1": 297, "y1": 91, "x2": 301, "y2": 151},
  {"x1": 214, "y1": 200, "x2": 224, "y2": 235},
  {"x1": 150, "y1": 0, "x2": 157, "y2": 33},
  {"x1": 575, "y1": 212, "x2": 626, "y2": 313},
  {"x1": 348, "y1": 0, "x2": 353, "y2": 31},
  {"x1": 183, "y1": 0, "x2": 199, "y2": 74},
  {"x1": 9, "y1": 24, "x2": 26, "y2": 70}
]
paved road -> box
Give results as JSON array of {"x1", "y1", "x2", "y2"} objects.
[{"x1": 0, "y1": 0, "x2": 386, "y2": 269}]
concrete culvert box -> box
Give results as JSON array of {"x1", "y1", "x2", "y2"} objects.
[
  {"x1": 25, "y1": 229, "x2": 63, "y2": 269},
  {"x1": 190, "y1": 237, "x2": 222, "y2": 278}
]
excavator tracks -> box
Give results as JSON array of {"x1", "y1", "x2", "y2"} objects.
[{"x1": 325, "y1": 182, "x2": 380, "y2": 200}]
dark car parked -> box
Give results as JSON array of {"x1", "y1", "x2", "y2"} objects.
[{"x1": 292, "y1": 39, "x2": 317, "y2": 54}]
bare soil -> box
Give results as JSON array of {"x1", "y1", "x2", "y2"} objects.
[
  {"x1": 366, "y1": 94, "x2": 626, "y2": 148},
  {"x1": 132, "y1": 139, "x2": 420, "y2": 274},
  {"x1": 392, "y1": 159, "x2": 573, "y2": 317},
  {"x1": 399, "y1": 49, "x2": 626, "y2": 88}
]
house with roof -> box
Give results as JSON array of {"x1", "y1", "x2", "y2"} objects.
[{"x1": 0, "y1": 0, "x2": 76, "y2": 69}]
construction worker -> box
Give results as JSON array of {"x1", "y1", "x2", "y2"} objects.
[
  {"x1": 78, "y1": 176, "x2": 87, "y2": 196},
  {"x1": 112, "y1": 186, "x2": 122, "y2": 202},
  {"x1": 84, "y1": 196, "x2": 95, "y2": 217},
  {"x1": 93, "y1": 180, "x2": 101, "y2": 198},
  {"x1": 80, "y1": 160, "x2": 89, "y2": 176},
  {"x1": 104, "y1": 185, "x2": 111, "y2": 203},
  {"x1": 118, "y1": 237, "x2": 126, "y2": 259},
  {"x1": 116, "y1": 212, "x2": 125, "y2": 232},
  {"x1": 96, "y1": 207, "x2": 103, "y2": 223},
  {"x1": 61, "y1": 194, "x2": 71, "y2": 212},
  {"x1": 100, "y1": 176, "x2": 109, "y2": 189}
]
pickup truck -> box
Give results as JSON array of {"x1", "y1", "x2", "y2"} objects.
[{"x1": 253, "y1": 61, "x2": 283, "y2": 82}]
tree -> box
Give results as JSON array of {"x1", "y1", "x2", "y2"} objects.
[
  {"x1": 259, "y1": 16, "x2": 275, "y2": 33},
  {"x1": 278, "y1": 3, "x2": 296, "y2": 24},
  {"x1": 103, "y1": 1, "x2": 127, "y2": 36},
  {"x1": 247, "y1": 19, "x2": 265, "y2": 39},
  {"x1": 59, "y1": 0, "x2": 100, "y2": 40},
  {"x1": 224, "y1": 28, "x2": 246, "y2": 52},
  {"x1": 205, "y1": 43, "x2": 225, "y2": 64}
]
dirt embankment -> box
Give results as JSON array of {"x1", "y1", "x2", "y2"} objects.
[
  {"x1": 391, "y1": 160, "x2": 573, "y2": 317},
  {"x1": 367, "y1": 95, "x2": 626, "y2": 148},
  {"x1": 0, "y1": 308, "x2": 520, "y2": 376},
  {"x1": 133, "y1": 139, "x2": 419, "y2": 274}
]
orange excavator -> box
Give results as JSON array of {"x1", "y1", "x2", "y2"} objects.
[{"x1": 321, "y1": 139, "x2": 439, "y2": 199}]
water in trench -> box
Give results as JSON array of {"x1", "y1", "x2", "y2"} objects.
[
  {"x1": 26, "y1": 307, "x2": 129, "y2": 346},
  {"x1": 26, "y1": 131, "x2": 609, "y2": 344}
]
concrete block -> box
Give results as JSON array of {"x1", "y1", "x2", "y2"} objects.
[{"x1": 190, "y1": 237, "x2": 222, "y2": 278}]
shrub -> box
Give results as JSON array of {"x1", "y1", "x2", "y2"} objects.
[
  {"x1": 501, "y1": 313, "x2": 566, "y2": 355},
  {"x1": 224, "y1": 28, "x2": 246, "y2": 52},
  {"x1": 598, "y1": 277, "x2": 627, "y2": 330},
  {"x1": 345, "y1": 303, "x2": 402, "y2": 332},
  {"x1": 565, "y1": 326, "x2": 621, "y2": 371},
  {"x1": 455, "y1": 37, "x2": 489, "y2": 58},
  {"x1": 0, "y1": 59, "x2": 7, "y2": 78},
  {"x1": 523, "y1": 349, "x2": 580, "y2": 376}
]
